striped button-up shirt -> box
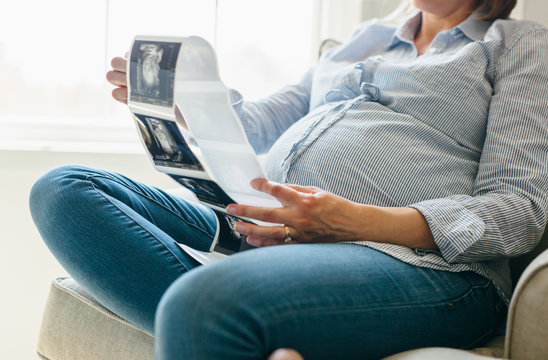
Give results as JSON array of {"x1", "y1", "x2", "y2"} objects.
[{"x1": 232, "y1": 12, "x2": 548, "y2": 303}]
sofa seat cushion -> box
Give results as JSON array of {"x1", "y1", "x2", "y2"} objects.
[{"x1": 37, "y1": 278, "x2": 154, "y2": 360}]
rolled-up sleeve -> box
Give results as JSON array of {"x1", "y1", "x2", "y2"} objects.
[
  {"x1": 410, "y1": 28, "x2": 548, "y2": 264},
  {"x1": 230, "y1": 69, "x2": 314, "y2": 154}
]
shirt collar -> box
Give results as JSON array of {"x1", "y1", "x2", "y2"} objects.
[
  {"x1": 457, "y1": 13, "x2": 493, "y2": 41},
  {"x1": 389, "y1": 11, "x2": 422, "y2": 47},
  {"x1": 389, "y1": 11, "x2": 492, "y2": 48}
]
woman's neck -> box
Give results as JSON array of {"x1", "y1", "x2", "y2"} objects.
[{"x1": 414, "y1": 4, "x2": 475, "y2": 55}]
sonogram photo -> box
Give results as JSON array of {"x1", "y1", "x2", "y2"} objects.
[
  {"x1": 138, "y1": 44, "x2": 162, "y2": 97},
  {"x1": 213, "y1": 210, "x2": 253, "y2": 254},
  {"x1": 129, "y1": 40, "x2": 181, "y2": 107},
  {"x1": 170, "y1": 175, "x2": 235, "y2": 208},
  {"x1": 134, "y1": 114, "x2": 203, "y2": 170}
]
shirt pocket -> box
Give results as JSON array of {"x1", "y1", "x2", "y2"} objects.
[{"x1": 408, "y1": 54, "x2": 485, "y2": 98}]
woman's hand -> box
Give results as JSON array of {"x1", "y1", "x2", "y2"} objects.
[
  {"x1": 106, "y1": 55, "x2": 128, "y2": 104},
  {"x1": 105, "y1": 54, "x2": 189, "y2": 129},
  {"x1": 268, "y1": 349, "x2": 304, "y2": 360},
  {"x1": 226, "y1": 178, "x2": 437, "y2": 250},
  {"x1": 226, "y1": 178, "x2": 369, "y2": 247}
]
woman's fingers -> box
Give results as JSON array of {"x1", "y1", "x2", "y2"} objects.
[
  {"x1": 111, "y1": 56, "x2": 127, "y2": 73},
  {"x1": 106, "y1": 70, "x2": 127, "y2": 87},
  {"x1": 246, "y1": 236, "x2": 298, "y2": 247},
  {"x1": 107, "y1": 56, "x2": 128, "y2": 104},
  {"x1": 246, "y1": 237, "x2": 284, "y2": 247},
  {"x1": 286, "y1": 184, "x2": 321, "y2": 194},
  {"x1": 268, "y1": 349, "x2": 305, "y2": 360},
  {"x1": 234, "y1": 222, "x2": 287, "y2": 241},
  {"x1": 226, "y1": 204, "x2": 289, "y2": 224},
  {"x1": 250, "y1": 178, "x2": 302, "y2": 206},
  {"x1": 112, "y1": 87, "x2": 128, "y2": 104}
]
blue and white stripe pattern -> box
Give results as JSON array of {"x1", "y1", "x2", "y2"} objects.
[{"x1": 232, "y1": 12, "x2": 548, "y2": 303}]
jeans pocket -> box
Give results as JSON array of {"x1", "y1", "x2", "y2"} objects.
[{"x1": 460, "y1": 271, "x2": 492, "y2": 288}]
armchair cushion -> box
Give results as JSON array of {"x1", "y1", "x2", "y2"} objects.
[
  {"x1": 37, "y1": 278, "x2": 153, "y2": 360},
  {"x1": 505, "y1": 248, "x2": 548, "y2": 360}
]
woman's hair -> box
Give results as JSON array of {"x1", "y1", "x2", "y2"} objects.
[
  {"x1": 476, "y1": 0, "x2": 517, "y2": 20},
  {"x1": 383, "y1": 0, "x2": 518, "y2": 24}
]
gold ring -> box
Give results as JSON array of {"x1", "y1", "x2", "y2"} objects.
[{"x1": 283, "y1": 225, "x2": 292, "y2": 243}]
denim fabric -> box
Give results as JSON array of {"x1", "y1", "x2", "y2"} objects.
[
  {"x1": 154, "y1": 244, "x2": 505, "y2": 360},
  {"x1": 30, "y1": 165, "x2": 505, "y2": 359},
  {"x1": 30, "y1": 164, "x2": 216, "y2": 332}
]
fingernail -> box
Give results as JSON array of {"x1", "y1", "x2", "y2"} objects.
[
  {"x1": 235, "y1": 223, "x2": 244, "y2": 232},
  {"x1": 250, "y1": 178, "x2": 264, "y2": 189}
]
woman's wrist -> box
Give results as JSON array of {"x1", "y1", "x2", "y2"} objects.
[{"x1": 356, "y1": 205, "x2": 437, "y2": 250}]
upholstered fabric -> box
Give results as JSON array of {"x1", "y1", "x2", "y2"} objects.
[
  {"x1": 505, "y1": 248, "x2": 548, "y2": 360},
  {"x1": 37, "y1": 278, "x2": 154, "y2": 360}
]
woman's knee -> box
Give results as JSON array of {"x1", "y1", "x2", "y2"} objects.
[
  {"x1": 156, "y1": 261, "x2": 259, "y2": 326},
  {"x1": 29, "y1": 164, "x2": 103, "y2": 245},
  {"x1": 31, "y1": 164, "x2": 87, "y2": 213},
  {"x1": 155, "y1": 259, "x2": 267, "y2": 357}
]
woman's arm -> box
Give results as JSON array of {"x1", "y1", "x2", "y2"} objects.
[
  {"x1": 226, "y1": 179, "x2": 436, "y2": 249},
  {"x1": 105, "y1": 54, "x2": 314, "y2": 155},
  {"x1": 409, "y1": 26, "x2": 548, "y2": 263},
  {"x1": 231, "y1": 69, "x2": 314, "y2": 154}
]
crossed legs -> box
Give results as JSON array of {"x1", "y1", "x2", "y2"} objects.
[{"x1": 30, "y1": 165, "x2": 504, "y2": 359}]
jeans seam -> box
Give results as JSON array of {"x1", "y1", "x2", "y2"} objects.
[
  {"x1": 445, "y1": 280, "x2": 492, "y2": 304},
  {"x1": 265, "y1": 280, "x2": 494, "y2": 327},
  {"x1": 86, "y1": 177, "x2": 191, "y2": 273},
  {"x1": 264, "y1": 290, "x2": 495, "y2": 352},
  {"x1": 86, "y1": 174, "x2": 215, "y2": 241}
]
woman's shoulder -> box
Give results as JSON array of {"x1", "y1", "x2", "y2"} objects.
[
  {"x1": 320, "y1": 19, "x2": 397, "y2": 61},
  {"x1": 482, "y1": 19, "x2": 548, "y2": 83},
  {"x1": 485, "y1": 18, "x2": 548, "y2": 50}
]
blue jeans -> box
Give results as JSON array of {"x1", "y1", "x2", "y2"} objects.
[{"x1": 30, "y1": 165, "x2": 505, "y2": 360}]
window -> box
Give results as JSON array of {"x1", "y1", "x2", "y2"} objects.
[
  {"x1": 1, "y1": 0, "x2": 404, "y2": 152},
  {"x1": 0, "y1": 0, "x2": 317, "y2": 152}
]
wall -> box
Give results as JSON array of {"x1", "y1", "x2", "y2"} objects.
[
  {"x1": 318, "y1": 0, "x2": 400, "y2": 42},
  {"x1": 520, "y1": 0, "x2": 548, "y2": 27}
]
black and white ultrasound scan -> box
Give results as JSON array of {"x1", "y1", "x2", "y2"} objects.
[
  {"x1": 170, "y1": 175, "x2": 236, "y2": 208},
  {"x1": 134, "y1": 114, "x2": 203, "y2": 170},
  {"x1": 129, "y1": 40, "x2": 181, "y2": 107},
  {"x1": 213, "y1": 210, "x2": 253, "y2": 254}
]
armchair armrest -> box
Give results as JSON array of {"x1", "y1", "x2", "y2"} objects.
[{"x1": 505, "y1": 249, "x2": 548, "y2": 360}]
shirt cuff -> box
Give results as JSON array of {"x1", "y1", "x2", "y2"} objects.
[
  {"x1": 228, "y1": 88, "x2": 243, "y2": 114},
  {"x1": 228, "y1": 88, "x2": 257, "y2": 137},
  {"x1": 409, "y1": 197, "x2": 486, "y2": 263}
]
